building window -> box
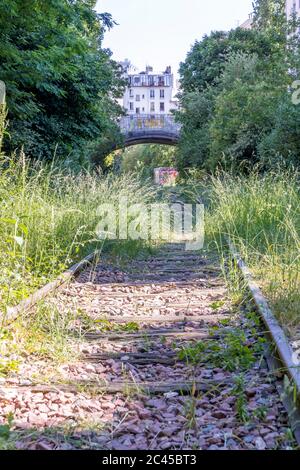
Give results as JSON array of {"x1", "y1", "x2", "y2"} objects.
[
  {"x1": 136, "y1": 95, "x2": 140, "y2": 101},
  {"x1": 150, "y1": 102, "x2": 155, "y2": 112},
  {"x1": 134, "y1": 77, "x2": 140, "y2": 85},
  {"x1": 150, "y1": 89, "x2": 155, "y2": 98},
  {"x1": 136, "y1": 108, "x2": 140, "y2": 114},
  {"x1": 160, "y1": 102, "x2": 165, "y2": 112},
  {"x1": 160, "y1": 89, "x2": 165, "y2": 98},
  {"x1": 129, "y1": 89, "x2": 134, "y2": 98},
  {"x1": 142, "y1": 94, "x2": 145, "y2": 99},
  {"x1": 129, "y1": 102, "x2": 134, "y2": 111}
]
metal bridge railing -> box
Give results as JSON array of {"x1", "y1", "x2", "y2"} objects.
[{"x1": 119, "y1": 114, "x2": 181, "y2": 136}]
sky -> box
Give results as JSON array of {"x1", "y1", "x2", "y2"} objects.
[{"x1": 96, "y1": 0, "x2": 254, "y2": 78}]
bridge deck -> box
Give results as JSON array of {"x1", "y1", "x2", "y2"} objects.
[{"x1": 119, "y1": 114, "x2": 180, "y2": 146}]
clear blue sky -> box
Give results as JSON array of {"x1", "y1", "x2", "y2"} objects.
[{"x1": 96, "y1": 0, "x2": 254, "y2": 77}]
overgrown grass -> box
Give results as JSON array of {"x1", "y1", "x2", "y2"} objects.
[
  {"x1": 0, "y1": 104, "x2": 6, "y2": 150},
  {"x1": 203, "y1": 170, "x2": 300, "y2": 334},
  {"x1": 0, "y1": 153, "x2": 158, "y2": 311}
]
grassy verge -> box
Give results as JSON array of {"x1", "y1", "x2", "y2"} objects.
[
  {"x1": 0, "y1": 104, "x2": 5, "y2": 151},
  {"x1": 0, "y1": 154, "x2": 158, "y2": 311},
  {"x1": 201, "y1": 170, "x2": 300, "y2": 336}
]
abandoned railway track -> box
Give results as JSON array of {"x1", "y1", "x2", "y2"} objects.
[{"x1": 0, "y1": 242, "x2": 298, "y2": 450}]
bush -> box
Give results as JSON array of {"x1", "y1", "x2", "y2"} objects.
[{"x1": 0, "y1": 1, "x2": 124, "y2": 163}]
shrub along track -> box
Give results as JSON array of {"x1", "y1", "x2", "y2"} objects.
[{"x1": 0, "y1": 243, "x2": 297, "y2": 450}]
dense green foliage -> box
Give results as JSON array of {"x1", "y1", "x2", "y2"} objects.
[
  {"x1": 179, "y1": 28, "x2": 276, "y2": 94},
  {"x1": 0, "y1": 0, "x2": 124, "y2": 164},
  {"x1": 176, "y1": 0, "x2": 300, "y2": 172},
  {"x1": 0, "y1": 105, "x2": 5, "y2": 151},
  {"x1": 203, "y1": 169, "x2": 300, "y2": 330}
]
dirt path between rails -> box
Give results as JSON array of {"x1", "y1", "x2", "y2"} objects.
[{"x1": 0, "y1": 244, "x2": 295, "y2": 450}]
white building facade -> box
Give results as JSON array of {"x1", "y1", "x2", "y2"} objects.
[{"x1": 122, "y1": 64, "x2": 178, "y2": 116}]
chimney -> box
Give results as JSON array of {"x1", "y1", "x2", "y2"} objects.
[
  {"x1": 146, "y1": 65, "x2": 153, "y2": 74},
  {"x1": 165, "y1": 66, "x2": 171, "y2": 74}
]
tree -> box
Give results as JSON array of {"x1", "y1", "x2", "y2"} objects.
[
  {"x1": 120, "y1": 144, "x2": 176, "y2": 177},
  {"x1": 0, "y1": 81, "x2": 5, "y2": 151},
  {"x1": 253, "y1": 0, "x2": 286, "y2": 33},
  {"x1": 178, "y1": 28, "x2": 276, "y2": 94},
  {"x1": 175, "y1": 89, "x2": 214, "y2": 171}
]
